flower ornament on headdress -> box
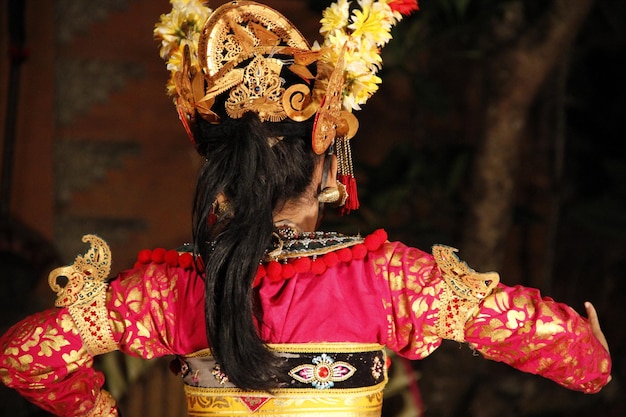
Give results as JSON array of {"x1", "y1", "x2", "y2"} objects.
[
  {"x1": 155, "y1": 0, "x2": 215, "y2": 140},
  {"x1": 320, "y1": 0, "x2": 418, "y2": 111},
  {"x1": 317, "y1": 0, "x2": 418, "y2": 211},
  {"x1": 154, "y1": 0, "x2": 418, "y2": 213}
]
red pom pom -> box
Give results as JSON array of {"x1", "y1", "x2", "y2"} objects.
[
  {"x1": 253, "y1": 265, "x2": 266, "y2": 287},
  {"x1": 364, "y1": 234, "x2": 382, "y2": 251},
  {"x1": 266, "y1": 261, "x2": 282, "y2": 281},
  {"x1": 374, "y1": 229, "x2": 388, "y2": 242},
  {"x1": 178, "y1": 252, "x2": 193, "y2": 269},
  {"x1": 137, "y1": 249, "x2": 152, "y2": 264},
  {"x1": 165, "y1": 250, "x2": 180, "y2": 267},
  {"x1": 293, "y1": 257, "x2": 312, "y2": 273},
  {"x1": 337, "y1": 247, "x2": 352, "y2": 262},
  {"x1": 323, "y1": 252, "x2": 339, "y2": 267},
  {"x1": 281, "y1": 263, "x2": 296, "y2": 279},
  {"x1": 151, "y1": 248, "x2": 166, "y2": 263},
  {"x1": 311, "y1": 258, "x2": 327, "y2": 275},
  {"x1": 133, "y1": 261, "x2": 142, "y2": 269},
  {"x1": 352, "y1": 244, "x2": 367, "y2": 260}
]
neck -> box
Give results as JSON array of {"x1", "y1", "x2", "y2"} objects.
[
  {"x1": 273, "y1": 156, "x2": 327, "y2": 232},
  {"x1": 273, "y1": 199, "x2": 320, "y2": 232}
]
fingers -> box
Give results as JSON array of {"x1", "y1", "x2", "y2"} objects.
[
  {"x1": 585, "y1": 301, "x2": 598, "y2": 323},
  {"x1": 585, "y1": 302, "x2": 610, "y2": 353}
]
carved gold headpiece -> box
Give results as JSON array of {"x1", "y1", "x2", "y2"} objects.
[
  {"x1": 199, "y1": 2, "x2": 329, "y2": 128},
  {"x1": 155, "y1": 0, "x2": 418, "y2": 211}
]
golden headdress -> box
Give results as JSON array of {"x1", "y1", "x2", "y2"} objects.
[{"x1": 154, "y1": 0, "x2": 418, "y2": 213}]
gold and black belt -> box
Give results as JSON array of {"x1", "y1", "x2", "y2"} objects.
[{"x1": 177, "y1": 343, "x2": 388, "y2": 416}]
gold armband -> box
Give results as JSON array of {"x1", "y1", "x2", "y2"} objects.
[
  {"x1": 433, "y1": 245, "x2": 499, "y2": 342},
  {"x1": 48, "y1": 235, "x2": 117, "y2": 355}
]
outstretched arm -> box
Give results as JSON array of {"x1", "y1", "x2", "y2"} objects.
[
  {"x1": 464, "y1": 285, "x2": 611, "y2": 393},
  {"x1": 0, "y1": 308, "x2": 118, "y2": 416},
  {"x1": 374, "y1": 241, "x2": 611, "y2": 393},
  {"x1": 0, "y1": 236, "x2": 205, "y2": 416}
]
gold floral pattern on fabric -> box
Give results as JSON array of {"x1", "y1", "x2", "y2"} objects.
[
  {"x1": 48, "y1": 235, "x2": 117, "y2": 356},
  {"x1": 371, "y1": 243, "x2": 445, "y2": 359},
  {"x1": 1, "y1": 235, "x2": 613, "y2": 416},
  {"x1": 432, "y1": 245, "x2": 499, "y2": 342},
  {"x1": 466, "y1": 285, "x2": 612, "y2": 393},
  {"x1": 0, "y1": 308, "x2": 112, "y2": 416},
  {"x1": 107, "y1": 264, "x2": 182, "y2": 359},
  {"x1": 1, "y1": 310, "x2": 80, "y2": 386}
]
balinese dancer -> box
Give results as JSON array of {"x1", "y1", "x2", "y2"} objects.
[{"x1": 0, "y1": 1, "x2": 611, "y2": 416}]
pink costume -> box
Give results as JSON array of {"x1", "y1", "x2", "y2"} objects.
[{"x1": 0, "y1": 230, "x2": 611, "y2": 416}]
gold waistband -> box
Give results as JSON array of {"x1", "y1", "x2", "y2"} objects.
[
  {"x1": 182, "y1": 343, "x2": 387, "y2": 417},
  {"x1": 186, "y1": 388, "x2": 384, "y2": 417}
]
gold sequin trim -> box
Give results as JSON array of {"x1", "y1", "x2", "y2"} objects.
[
  {"x1": 433, "y1": 245, "x2": 500, "y2": 342},
  {"x1": 48, "y1": 235, "x2": 117, "y2": 355}
]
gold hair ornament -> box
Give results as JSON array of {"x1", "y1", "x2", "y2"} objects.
[
  {"x1": 155, "y1": 0, "x2": 417, "y2": 144},
  {"x1": 155, "y1": 0, "x2": 419, "y2": 211}
]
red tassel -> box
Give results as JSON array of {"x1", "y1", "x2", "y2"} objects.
[{"x1": 338, "y1": 174, "x2": 359, "y2": 215}]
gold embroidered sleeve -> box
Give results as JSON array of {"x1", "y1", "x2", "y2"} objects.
[
  {"x1": 465, "y1": 285, "x2": 612, "y2": 393},
  {"x1": 0, "y1": 307, "x2": 119, "y2": 416},
  {"x1": 432, "y1": 245, "x2": 499, "y2": 342},
  {"x1": 48, "y1": 235, "x2": 118, "y2": 356}
]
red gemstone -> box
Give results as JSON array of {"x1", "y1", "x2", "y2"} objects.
[{"x1": 317, "y1": 365, "x2": 330, "y2": 379}]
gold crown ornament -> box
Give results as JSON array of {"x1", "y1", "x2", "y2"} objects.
[{"x1": 154, "y1": 0, "x2": 418, "y2": 213}]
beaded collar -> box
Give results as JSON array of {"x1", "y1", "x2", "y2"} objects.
[
  {"x1": 133, "y1": 229, "x2": 388, "y2": 288},
  {"x1": 266, "y1": 224, "x2": 364, "y2": 262}
]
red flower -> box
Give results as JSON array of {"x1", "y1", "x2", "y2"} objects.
[{"x1": 389, "y1": 0, "x2": 419, "y2": 15}]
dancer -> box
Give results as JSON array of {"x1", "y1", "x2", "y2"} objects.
[{"x1": 0, "y1": 1, "x2": 611, "y2": 416}]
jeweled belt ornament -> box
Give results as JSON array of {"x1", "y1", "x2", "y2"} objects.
[{"x1": 176, "y1": 343, "x2": 388, "y2": 416}]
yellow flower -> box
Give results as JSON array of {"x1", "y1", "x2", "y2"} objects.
[
  {"x1": 154, "y1": 0, "x2": 211, "y2": 63},
  {"x1": 154, "y1": 0, "x2": 211, "y2": 98},
  {"x1": 346, "y1": 42, "x2": 382, "y2": 71},
  {"x1": 349, "y1": 72, "x2": 381, "y2": 107},
  {"x1": 321, "y1": 0, "x2": 406, "y2": 109},
  {"x1": 166, "y1": 47, "x2": 184, "y2": 73},
  {"x1": 320, "y1": 0, "x2": 351, "y2": 36},
  {"x1": 155, "y1": 7, "x2": 208, "y2": 58},
  {"x1": 349, "y1": 5, "x2": 394, "y2": 46}
]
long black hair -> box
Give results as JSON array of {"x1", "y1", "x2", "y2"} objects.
[{"x1": 192, "y1": 112, "x2": 320, "y2": 390}]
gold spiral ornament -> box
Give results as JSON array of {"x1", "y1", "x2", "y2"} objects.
[{"x1": 283, "y1": 84, "x2": 319, "y2": 122}]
